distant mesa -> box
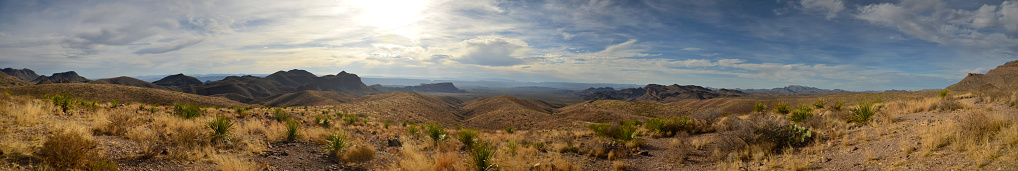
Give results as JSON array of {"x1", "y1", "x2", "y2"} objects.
[
  {"x1": 372, "y1": 82, "x2": 467, "y2": 93},
  {"x1": 948, "y1": 59, "x2": 1018, "y2": 91},
  {"x1": 1, "y1": 68, "x2": 41, "y2": 82},
  {"x1": 92, "y1": 76, "x2": 160, "y2": 88},
  {"x1": 736, "y1": 85, "x2": 850, "y2": 94},
  {"x1": 154, "y1": 74, "x2": 204, "y2": 87},
  {"x1": 578, "y1": 84, "x2": 744, "y2": 103}
]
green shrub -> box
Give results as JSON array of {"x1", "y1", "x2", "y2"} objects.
[
  {"x1": 469, "y1": 140, "x2": 498, "y2": 171},
  {"x1": 208, "y1": 115, "x2": 233, "y2": 143},
  {"x1": 938, "y1": 89, "x2": 950, "y2": 98},
  {"x1": 138, "y1": 104, "x2": 146, "y2": 111},
  {"x1": 788, "y1": 125, "x2": 813, "y2": 147},
  {"x1": 457, "y1": 129, "x2": 479, "y2": 150},
  {"x1": 234, "y1": 107, "x2": 247, "y2": 118},
  {"x1": 324, "y1": 131, "x2": 349, "y2": 162},
  {"x1": 503, "y1": 126, "x2": 515, "y2": 134},
  {"x1": 343, "y1": 114, "x2": 361, "y2": 124},
  {"x1": 315, "y1": 115, "x2": 332, "y2": 128},
  {"x1": 753, "y1": 103, "x2": 767, "y2": 113},
  {"x1": 423, "y1": 123, "x2": 448, "y2": 142},
  {"x1": 285, "y1": 119, "x2": 302, "y2": 142},
  {"x1": 589, "y1": 121, "x2": 638, "y2": 143},
  {"x1": 274, "y1": 108, "x2": 290, "y2": 122},
  {"x1": 174, "y1": 103, "x2": 202, "y2": 119},
  {"x1": 850, "y1": 102, "x2": 878, "y2": 124},
  {"x1": 813, "y1": 100, "x2": 825, "y2": 109},
  {"x1": 644, "y1": 117, "x2": 692, "y2": 137},
  {"x1": 109, "y1": 100, "x2": 119, "y2": 108},
  {"x1": 789, "y1": 105, "x2": 813, "y2": 123},
  {"x1": 48, "y1": 94, "x2": 77, "y2": 113},
  {"x1": 407, "y1": 124, "x2": 420, "y2": 138},
  {"x1": 773, "y1": 102, "x2": 791, "y2": 114},
  {"x1": 831, "y1": 101, "x2": 845, "y2": 111}
]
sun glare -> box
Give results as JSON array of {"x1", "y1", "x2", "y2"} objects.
[{"x1": 350, "y1": 0, "x2": 429, "y2": 40}]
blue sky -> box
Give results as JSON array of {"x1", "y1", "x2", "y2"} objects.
[{"x1": 1, "y1": 0, "x2": 1016, "y2": 91}]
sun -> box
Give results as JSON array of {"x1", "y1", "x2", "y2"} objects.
[{"x1": 349, "y1": 0, "x2": 429, "y2": 40}]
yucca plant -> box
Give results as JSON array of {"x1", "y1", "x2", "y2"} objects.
[
  {"x1": 343, "y1": 114, "x2": 360, "y2": 124},
  {"x1": 469, "y1": 140, "x2": 498, "y2": 171},
  {"x1": 324, "y1": 131, "x2": 349, "y2": 162},
  {"x1": 850, "y1": 102, "x2": 878, "y2": 124},
  {"x1": 813, "y1": 100, "x2": 825, "y2": 109},
  {"x1": 285, "y1": 119, "x2": 302, "y2": 142},
  {"x1": 753, "y1": 102, "x2": 767, "y2": 113},
  {"x1": 789, "y1": 105, "x2": 813, "y2": 122},
  {"x1": 457, "y1": 129, "x2": 479, "y2": 150},
  {"x1": 831, "y1": 101, "x2": 845, "y2": 111},
  {"x1": 423, "y1": 123, "x2": 448, "y2": 142},
  {"x1": 234, "y1": 107, "x2": 247, "y2": 118},
  {"x1": 208, "y1": 115, "x2": 233, "y2": 143},
  {"x1": 773, "y1": 102, "x2": 791, "y2": 114},
  {"x1": 315, "y1": 115, "x2": 332, "y2": 128},
  {"x1": 274, "y1": 108, "x2": 290, "y2": 122},
  {"x1": 938, "y1": 89, "x2": 950, "y2": 98},
  {"x1": 503, "y1": 126, "x2": 515, "y2": 134},
  {"x1": 174, "y1": 103, "x2": 202, "y2": 119}
]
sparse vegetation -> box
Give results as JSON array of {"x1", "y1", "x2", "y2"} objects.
[
  {"x1": 831, "y1": 101, "x2": 845, "y2": 111},
  {"x1": 773, "y1": 102, "x2": 791, "y2": 114},
  {"x1": 938, "y1": 89, "x2": 950, "y2": 98},
  {"x1": 503, "y1": 125, "x2": 515, "y2": 134},
  {"x1": 174, "y1": 103, "x2": 203, "y2": 119},
  {"x1": 457, "y1": 129, "x2": 479, "y2": 150},
  {"x1": 753, "y1": 102, "x2": 767, "y2": 113},
  {"x1": 346, "y1": 146, "x2": 376, "y2": 164},
  {"x1": 324, "y1": 131, "x2": 349, "y2": 162},
  {"x1": 285, "y1": 119, "x2": 302, "y2": 142},
  {"x1": 39, "y1": 130, "x2": 103, "y2": 170},
  {"x1": 315, "y1": 114, "x2": 332, "y2": 127},
  {"x1": 590, "y1": 121, "x2": 639, "y2": 143},
  {"x1": 813, "y1": 99, "x2": 825, "y2": 109},
  {"x1": 469, "y1": 140, "x2": 498, "y2": 171},
  {"x1": 645, "y1": 117, "x2": 692, "y2": 137},
  {"x1": 789, "y1": 105, "x2": 813, "y2": 123},
  {"x1": 343, "y1": 114, "x2": 361, "y2": 124},
  {"x1": 274, "y1": 108, "x2": 290, "y2": 122}
]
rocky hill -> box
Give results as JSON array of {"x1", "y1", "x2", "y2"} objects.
[
  {"x1": 736, "y1": 85, "x2": 850, "y2": 93},
  {"x1": 153, "y1": 74, "x2": 204, "y2": 87},
  {"x1": 182, "y1": 70, "x2": 378, "y2": 101},
  {"x1": 577, "y1": 84, "x2": 745, "y2": 103},
  {"x1": 0, "y1": 72, "x2": 31, "y2": 87},
  {"x1": 30, "y1": 71, "x2": 90, "y2": 83},
  {"x1": 91, "y1": 76, "x2": 160, "y2": 88},
  {"x1": 0, "y1": 83, "x2": 244, "y2": 107},
  {"x1": 371, "y1": 82, "x2": 467, "y2": 93},
  {"x1": 254, "y1": 90, "x2": 357, "y2": 107},
  {"x1": 948, "y1": 60, "x2": 1018, "y2": 91},
  {"x1": 1, "y1": 68, "x2": 40, "y2": 81},
  {"x1": 458, "y1": 95, "x2": 567, "y2": 130}
]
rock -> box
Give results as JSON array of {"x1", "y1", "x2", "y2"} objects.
[{"x1": 388, "y1": 138, "x2": 402, "y2": 147}]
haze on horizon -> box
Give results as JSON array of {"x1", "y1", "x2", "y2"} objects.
[{"x1": 1, "y1": 0, "x2": 1016, "y2": 91}]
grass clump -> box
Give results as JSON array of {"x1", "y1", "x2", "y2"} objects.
[
  {"x1": 457, "y1": 129, "x2": 479, "y2": 150},
  {"x1": 273, "y1": 108, "x2": 290, "y2": 122},
  {"x1": 938, "y1": 89, "x2": 950, "y2": 98},
  {"x1": 208, "y1": 115, "x2": 233, "y2": 143},
  {"x1": 753, "y1": 103, "x2": 767, "y2": 113},
  {"x1": 234, "y1": 107, "x2": 247, "y2": 118},
  {"x1": 343, "y1": 114, "x2": 361, "y2": 124},
  {"x1": 315, "y1": 114, "x2": 332, "y2": 128},
  {"x1": 40, "y1": 130, "x2": 103, "y2": 170},
  {"x1": 345, "y1": 146, "x2": 376, "y2": 164},
  {"x1": 469, "y1": 140, "x2": 498, "y2": 171},
  {"x1": 831, "y1": 101, "x2": 845, "y2": 111},
  {"x1": 324, "y1": 131, "x2": 349, "y2": 162},
  {"x1": 773, "y1": 102, "x2": 791, "y2": 114},
  {"x1": 47, "y1": 94, "x2": 77, "y2": 112},
  {"x1": 850, "y1": 102, "x2": 879, "y2": 124},
  {"x1": 644, "y1": 117, "x2": 692, "y2": 137},
  {"x1": 174, "y1": 103, "x2": 203, "y2": 119},
  {"x1": 285, "y1": 119, "x2": 302, "y2": 142},
  {"x1": 424, "y1": 123, "x2": 448, "y2": 142},
  {"x1": 813, "y1": 100, "x2": 825, "y2": 109},
  {"x1": 503, "y1": 125, "x2": 515, "y2": 134},
  {"x1": 590, "y1": 121, "x2": 639, "y2": 143},
  {"x1": 789, "y1": 105, "x2": 813, "y2": 123}
]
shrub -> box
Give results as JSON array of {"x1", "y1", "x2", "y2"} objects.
[
  {"x1": 209, "y1": 115, "x2": 233, "y2": 143},
  {"x1": 324, "y1": 131, "x2": 349, "y2": 162},
  {"x1": 149, "y1": 107, "x2": 158, "y2": 114},
  {"x1": 773, "y1": 102, "x2": 791, "y2": 114},
  {"x1": 48, "y1": 94, "x2": 77, "y2": 113},
  {"x1": 424, "y1": 123, "x2": 448, "y2": 142},
  {"x1": 407, "y1": 124, "x2": 420, "y2": 138},
  {"x1": 938, "y1": 89, "x2": 950, "y2": 98},
  {"x1": 315, "y1": 115, "x2": 332, "y2": 128},
  {"x1": 789, "y1": 105, "x2": 813, "y2": 123},
  {"x1": 503, "y1": 126, "x2": 515, "y2": 134},
  {"x1": 789, "y1": 124, "x2": 813, "y2": 146},
  {"x1": 40, "y1": 131, "x2": 101, "y2": 170},
  {"x1": 234, "y1": 107, "x2": 247, "y2": 118},
  {"x1": 343, "y1": 114, "x2": 361, "y2": 124},
  {"x1": 457, "y1": 129, "x2": 479, "y2": 150},
  {"x1": 644, "y1": 117, "x2": 692, "y2": 137},
  {"x1": 850, "y1": 102, "x2": 878, "y2": 124},
  {"x1": 831, "y1": 101, "x2": 845, "y2": 111},
  {"x1": 174, "y1": 103, "x2": 202, "y2": 119},
  {"x1": 590, "y1": 121, "x2": 638, "y2": 143},
  {"x1": 813, "y1": 100, "x2": 825, "y2": 109},
  {"x1": 928, "y1": 98, "x2": 963, "y2": 112},
  {"x1": 109, "y1": 100, "x2": 119, "y2": 108},
  {"x1": 285, "y1": 119, "x2": 302, "y2": 142},
  {"x1": 469, "y1": 140, "x2": 498, "y2": 171},
  {"x1": 753, "y1": 103, "x2": 767, "y2": 113},
  {"x1": 693, "y1": 108, "x2": 725, "y2": 125},
  {"x1": 273, "y1": 108, "x2": 290, "y2": 122},
  {"x1": 384, "y1": 120, "x2": 392, "y2": 129},
  {"x1": 345, "y1": 146, "x2": 375, "y2": 164}
]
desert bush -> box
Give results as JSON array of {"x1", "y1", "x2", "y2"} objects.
[
  {"x1": 753, "y1": 103, "x2": 767, "y2": 113},
  {"x1": 343, "y1": 114, "x2": 361, "y2": 124},
  {"x1": 346, "y1": 146, "x2": 376, "y2": 164},
  {"x1": 315, "y1": 115, "x2": 332, "y2": 128},
  {"x1": 285, "y1": 119, "x2": 302, "y2": 142},
  {"x1": 813, "y1": 100, "x2": 825, "y2": 109},
  {"x1": 850, "y1": 102, "x2": 878, "y2": 124},
  {"x1": 773, "y1": 102, "x2": 791, "y2": 114},
  {"x1": 789, "y1": 105, "x2": 813, "y2": 123},
  {"x1": 589, "y1": 121, "x2": 638, "y2": 143},
  {"x1": 470, "y1": 140, "x2": 498, "y2": 171},
  {"x1": 47, "y1": 94, "x2": 77, "y2": 112},
  {"x1": 174, "y1": 103, "x2": 202, "y2": 119},
  {"x1": 756, "y1": 123, "x2": 812, "y2": 148},
  {"x1": 458, "y1": 129, "x2": 479, "y2": 150},
  {"x1": 928, "y1": 98, "x2": 963, "y2": 112},
  {"x1": 324, "y1": 131, "x2": 349, "y2": 162},
  {"x1": 938, "y1": 89, "x2": 950, "y2": 98},
  {"x1": 788, "y1": 125, "x2": 812, "y2": 146},
  {"x1": 109, "y1": 99, "x2": 119, "y2": 108},
  {"x1": 40, "y1": 130, "x2": 102, "y2": 170},
  {"x1": 831, "y1": 101, "x2": 845, "y2": 111},
  {"x1": 234, "y1": 107, "x2": 247, "y2": 118},
  {"x1": 644, "y1": 117, "x2": 692, "y2": 137},
  {"x1": 273, "y1": 108, "x2": 289, "y2": 122},
  {"x1": 503, "y1": 126, "x2": 515, "y2": 134},
  {"x1": 424, "y1": 123, "x2": 448, "y2": 142},
  {"x1": 406, "y1": 124, "x2": 420, "y2": 138},
  {"x1": 209, "y1": 115, "x2": 233, "y2": 143},
  {"x1": 693, "y1": 108, "x2": 725, "y2": 125}
]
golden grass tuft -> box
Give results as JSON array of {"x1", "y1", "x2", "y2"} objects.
[
  {"x1": 214, "y1": 154, "x2": 262, "y2": 171},
  {"x1": 39, "y1": 129, "x2": 103, "y2": 170}
]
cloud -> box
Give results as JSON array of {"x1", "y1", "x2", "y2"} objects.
[
  {"x1": 135, "y1": 37, "x2": 206, "y2": 55},
  {"x1": 855, "y1": 1, "x2": 1018, "y2": 55},
  {"x1": 798, "y1": 0, "x2": 845, "y2": 19},
  {"x1": 680, "y1": 47, "x2": 702, "y2": 51},
  {"x1": 454, "y1": 36, "x2": 528, "y2": 66}
]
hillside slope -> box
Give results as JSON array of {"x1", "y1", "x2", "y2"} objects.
[
  {"x1": 91, "y1": 76, "x2": 160, "y2": 88},
  {"x1": 948, "y1": 60, "x2": 1018, "y2": 91},
  {"x1": 0, "y1": 83, "x2": 244, "y2": 107},
  {"x1": 459, "y1": 95, "x2": 569, "y2": 130},
  {"x1": 0, "y1": 72, "x2": 31, "y2": 87},
  {"x1": 255, "y1": 90, "x2": 357, "y2": 107}
]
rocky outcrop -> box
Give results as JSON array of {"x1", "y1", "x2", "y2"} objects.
[
  {"x1": 153, "y1": 74, "x2": 204, "y2": 87},
  {"x1": 947, "y1": 60, "x2": 1018, "y2": 91},
  {"x1": 1, "y1": 68, "x2": 40, "y2": 82},
  {"x1": 374, "y1": 82, "x2": 467, "y2": 93}
]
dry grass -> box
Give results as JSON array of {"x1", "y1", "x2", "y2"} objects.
[
  {"x1": 39, "y1": 129, "x2": 103, "y2": 170},
  {"x1": 214, "y1": 154, "x2": 262, "y2": 171}
]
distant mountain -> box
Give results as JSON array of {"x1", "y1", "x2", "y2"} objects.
[
  {"x1": 948, "y1": 60, "x2": 1018, "y2": 91},
  {"x1": 30, "y1": 71, "x2": 90, "y2": 83},
  {"x1": 0, "y1": 72, "x2": 31, "y2": 87},
  {"x1": 91, "y1": 76, "x2": 160, "y2": 88},
  {"x1": 1, "y1": 68, "x2": 40, "y2": 82},
  {"x1": 361, "y1": 77, "x2": 641, "y2": 90},
  {"x1": 153, "y1": 74, "x2": 204, "y2": 87},
  {"x1": 578, "y1": 84, "x2": 745, "y2": 103},
  {"x1": 181, "y1": 69, "x2": 378, "y2": 101},
  {"x1": 735, "y1": 85, "x2": 850, "y2": 94},
  {"x1": 371, "y1": 82, "x2": 467, "y2": 93}
]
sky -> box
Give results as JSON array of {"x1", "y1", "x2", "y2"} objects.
[{"x1": 1, "y1": 0, "x2": 1016, "y2": 91}]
